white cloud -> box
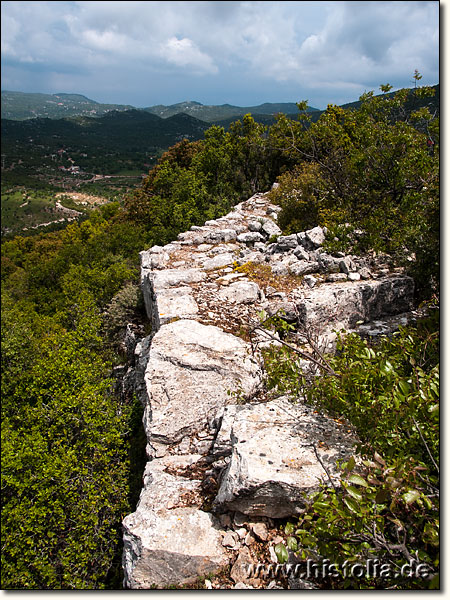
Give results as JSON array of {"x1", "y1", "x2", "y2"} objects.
[
  {"x1": 81, "y1": 28, "x2": 128, "y2": 52},
  {"x1": 159, "y1": 37, "x2": 218, "y2": 74},
  {"x1": 0, "y1": 1, "x2": 439, "y2": 107}
]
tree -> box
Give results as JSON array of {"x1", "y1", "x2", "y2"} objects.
[
  {"x1": 268, "y1": 81, "x2": 439, "y2": 298},
  {"x1": 1, "y1": 288, "x2": 134, "y2": 589}
]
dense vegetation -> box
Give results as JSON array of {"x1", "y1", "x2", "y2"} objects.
[
  {"x1": 263, "y1": 308, "x2": 439, "y2": 589},
  {"x1": 1, "y1": 78, "x2": 439, "y2": 589}
]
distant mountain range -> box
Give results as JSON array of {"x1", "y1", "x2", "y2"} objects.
[
  {"x1": 1, "y1": 85, "x2": 439, "y2": 162},
  {"x1": 143, "y1": 100, "x2": 320, "y2": 122},
  {"x1": 1, "y1": 91, "x2": 134, "y2": 120},
  {"x1": 1, "y1": 90, "x2": 319, "y2": 122}
]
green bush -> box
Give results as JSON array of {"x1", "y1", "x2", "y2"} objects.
[
  {"x1": 103, "y1": 281, "x2": 145, "y2": 344},
  {"x1": 264, "y1": 309, "x2": 439, "y2": 589},
  {"x1": 269, "y1": 80, "x2": 439, "y2": 298},
  {"x1": 1, "y1": 290, "x2": 136, "y2": 589},
  {"x1": 268, "y1": 163, "x2": 326, "y2": 233}
]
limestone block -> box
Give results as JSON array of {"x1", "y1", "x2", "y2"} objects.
[
  {"x1": 218, "y1": 280, "x2": 261, "y2": 304},
  {"x1": 248, "y1": 220, "x2": 262, "y2": 232},
  {"x1": 204, "y1": 229, "x2": 238, "y2": 243},
  {"x1": 296, "y1": 276, "x2": 414, "y2": 332},
  {"x1": 214, "y1": 397, "x2": 357, "y2": 517},
  {"x1": 317, "y1": 253, "x2": 341, "y2": 273},
  {"x1": 261, "y1": 219, "x2": 282, "y2": 238},
  {"x1": 339, "y1": 256, "x2": 357, "y2": 274},
  {"x1": 141, "y1": 268, "x2": 206, "y2": 330},
  {"x1": 155, "y1": 287, "x2": 199, "y2": 327},
  {"x1": 143, "y1": 320, "x2": 261, "y2": 456},
  {"x1": 237, "y1": 232, "x2": 265, "y2": 244},
  {"x1": 123, "y1": 455, "x2": 228, "y2": 589},
  {"x1": 289, "y1": 260, "x2": 320, "y2": 277},
  {"x1": 203, "y1": 253, "x2": 235, "y2": 271},
  {"x1": 293, "y1": 246, "x2": 310, "y2": 262},
  {"x1": 275, "y1": 234, "x2": 298, "y2": 251},
  {"x1": 305, "y1": 226, "x2": 325, "y2": 249},
  {"x1": 151, "y1": 268, "x2": 206, "y2": 291}
]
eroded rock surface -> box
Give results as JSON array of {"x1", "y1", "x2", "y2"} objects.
[
  {"x1": 123, "y1": 455, "x2": 228, "y2": 589},
  {"x1": 142, "y1": 319, "x2": 261, "y2": 458},
  {"x1": 214, "y1": 397, "x2": 357, "y2": 517}
]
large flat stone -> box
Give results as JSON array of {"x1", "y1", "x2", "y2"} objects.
[
  {"x1": 203, "y1": 253, "x2": 235, "y2": 271},
  {"x1": 296, "y1": 276, "x2": 414, "y2": 332},
  {"x1": 151, "y1": 268, "x2": 207, "y2": 291},
  {"x1": 155, "y1": 287, "x2": 199, "y2": 327},
  {"x1": 143, "y1": 319, "x2": 262, "y2": 457},
  {"x1": 218, "y1": 280, "x2": 262, "y2": 304},
  {"x1": 214, "y1": 397, "x2": 357, "y2": 518},
  {"x1": 123, "y1": 455, "x2": 228, "y2": 589}
]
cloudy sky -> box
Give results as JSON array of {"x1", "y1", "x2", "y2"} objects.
[{"x1": 1, "y1": 1, "x2": 440, "y2": 109}]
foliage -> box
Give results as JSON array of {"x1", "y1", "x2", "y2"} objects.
[
  {"x1": 1, "y1": 289, "x2": 137, "y2": 589},
  {"x1": 268, "y1": 162, "x2": 325, "y2": 233},
  {"x1": 276, "y1": 453, "x2": 439, "y2": 589},
  {"x1": 307, "y1": 311, "x2": 439, "y2": 462},
  {"x1": 103, "y1": 281, "x2": 146, "y2": 345},
  {"x1": 264, "y1": 310, "x2": 439, "y2": 589},
  {"x1": 122, "y1": 115, "x2": 284, "y2": 241},
  {"x1": 1, "y1": 205, "x2": 149, "y2": 589},
  {"x1": 268, "y1": 79, "x2": 439, "y2": 299}
]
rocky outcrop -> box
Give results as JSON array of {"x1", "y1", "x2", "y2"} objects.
[
  {"x1": 213, "y1": 397, "x2": 357, "y2": 518},
  {"x1": 122, "y1": 190, "x2": 417, "y2": 589},
  {"x1": 295, "y1": 275, "x2": 414, "y2": 351}
]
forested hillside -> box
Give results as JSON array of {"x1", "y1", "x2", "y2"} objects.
[
  {"x1": 1, "y1": 91, "x2": 134, "y2": 120},
  {"x1": 144, "y1": 100, "x2": 320, "y2": 121},
  {"x1": 1, "y1": 80, "x2": 439, "y2": 589},
  {"x1": 1, "y1": 91, "x2": 319, "y2": 122}
]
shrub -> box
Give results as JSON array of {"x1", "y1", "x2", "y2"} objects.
[
  {"x1": 103, "y1": 281, "x2": 145, "y2": 343},
  {"x1": 268, "y1": 163, "x2": 326, "y2": 233},
  {"x1": 263, "y1": 309, "x2": 439, "y2": 589}
]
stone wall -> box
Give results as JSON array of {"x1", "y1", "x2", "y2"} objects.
[{"x1": 122, "y1": 191, "x2": 418, "y2": 589}]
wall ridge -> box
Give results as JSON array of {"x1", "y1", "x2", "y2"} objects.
[{"x1": 122, "y1": 189, "x2": 420, "y2": 589}]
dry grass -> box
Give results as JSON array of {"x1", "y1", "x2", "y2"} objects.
[{"x1": 233, "y1": 261, "x2": 304, "y2": 293}]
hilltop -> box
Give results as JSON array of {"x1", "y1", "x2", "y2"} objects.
[
  {"x1": 1, "y1": 90, "x2": 134, "y2": 120},
  {"x1": 1, "y1": 90, "x2": 319, "y2": 122}
]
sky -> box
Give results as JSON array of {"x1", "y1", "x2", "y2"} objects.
[{"x1": 1, "y1": 0, "x2": 440, "y2": 110}]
